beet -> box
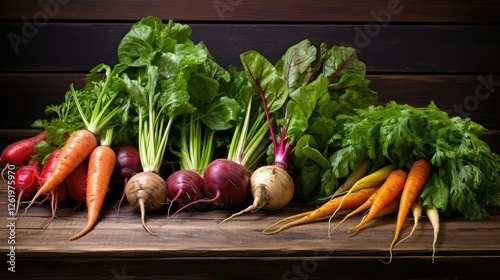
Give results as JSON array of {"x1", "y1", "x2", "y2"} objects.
[{"x1": 202, "y1": 158, "x2": 250, "y2": 209}]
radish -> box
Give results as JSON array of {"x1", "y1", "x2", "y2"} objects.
[
  {"x1": 36, "y1": 149, "x2": 71, "y2": 218},
  {"x1": 12, "y1": 161, "x2": 41, "y2": 215},
  {"x1": 112, "y1": 144, "x2": 142, "y2": 212},
  {"x1": 1, "y1": 131, "x2": 46, "y2": 168},
  {"x1": 65, "y1": 158, "x2": 89, "y2": 204}
]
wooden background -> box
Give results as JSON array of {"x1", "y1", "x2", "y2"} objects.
[
  {"x1": 1, "y1": 1, "x2": 500, "y2": 279},
  {"x1": 1, "y1": 0, "x2": 499, "y2": 154}
]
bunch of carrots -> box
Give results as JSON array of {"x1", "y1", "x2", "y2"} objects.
[{"x1": 263, "y1": 158, "x2": 439, "y2": 263}]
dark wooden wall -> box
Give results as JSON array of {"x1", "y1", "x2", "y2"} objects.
[{"x1": 1, "y1": 0, "x2": 499, "y2": 153}]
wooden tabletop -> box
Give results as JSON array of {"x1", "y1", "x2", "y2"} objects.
[{"x1": 1, "y1": 181, "x2": 499, "y2": 279}]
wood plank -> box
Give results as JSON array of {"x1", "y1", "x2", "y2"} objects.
[
  {"x1": 2, "y1": 74, "x2": 499, "y2": 131},
  {"x1": 2, "y1": 23, "x2": 500, "y2": 73},
  {"x1": 0, "y1": 0, "x2": 498, "y2": 23},
  {"x1": 0, "y1": 181, "x2": 499, "y2": 279}
]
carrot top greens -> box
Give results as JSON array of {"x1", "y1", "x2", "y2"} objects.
[{"x1": 324, "y1": 101, "x2": 500, "y2": 220}]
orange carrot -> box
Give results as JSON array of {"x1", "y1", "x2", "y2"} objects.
[
  {"x1": 329, "y1": 165, "x2": 395, "y2": 221},
  {"x1": 26, "y1": 129, "x2": 97, "y2": 211},
  {"x1": 387, "y1": 159, "x2": 431, "y2": 263},
  {"x1": 69, "y1": 145, "x2": 116, "y2": 240},
  {"x1": 348, "y1": 169, "x2": 407, "y2": 235},
  {"x1": 263, "y1": 186, "x2": 379, "y2": 235},
  {"x1": 374, "y1": 194, "x2": 401, "y2": 218},
  {"x1": 329, "y1": 185, "x2": 381, "y2": 234}
]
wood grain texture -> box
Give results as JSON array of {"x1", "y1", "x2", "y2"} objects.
[
  {"x1": 2, "y1": 23, "x2": 499, "y2": 73},
  {"x1": 0, "y1": 0, "x2": 499, "y2": 22},
  {"x1": 0, "y1": 182, "x2": 499, "y2": 279}
]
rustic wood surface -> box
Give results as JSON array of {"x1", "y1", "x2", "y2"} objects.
[
  {"x1": 1, "y1": 0, "x2": 499, "y2": 22},
  {"x1": 1, "y1": 181, "x2": 499, "y2": 279},
  {"x1": 1, "y1": 2, "x2": 499, "y2": 278}
]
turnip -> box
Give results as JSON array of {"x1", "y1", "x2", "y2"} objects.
[
  {"x1": 221, "y1": 41, "x2": 327, "y2": 223},
  {"x1": 125, "y1": 171, "x2": 168, "y2": 235},
  {"x1": 117, "y1": 17, "x2": 207, "y2": 234}
]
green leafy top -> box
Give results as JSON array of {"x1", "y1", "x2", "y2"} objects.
[
  {"x1": 241, "y1": 40, "x2": 377, "y2": 171},
  {"x1": 329, "y1": 101, "x2": 500, "y2": 220},
  {"x1": 116, "y1": 17, "x2": 214, "y2": 173}
]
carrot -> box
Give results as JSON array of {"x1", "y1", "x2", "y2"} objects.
[
  {"x1": 388, "y1": 159, "x2": 431, "y2": 263},
  {"x1": 69, "y1": 144, "x2": 116, "y2": 240},
  {"x1": 348, "y1": 169, "x2": 407, "y2": 235},
  {"x1": 263, "y1": 186, "x2": 379, "y2": 235},
  {"x1": 329, "y1": 164, "x2": 395, "y2": 223},
  {"x1": 333, "y1": 159, "x2": 373, "y2": 197},
  {"x1": 394, "y1": 201, "x2": 423, "y2": 248},
  {"x1": 374, "y1": 194, "x2": 401, "y2": 218},
  {"x1": 425, "y1": 206, "x2": 440, "y2": 263},
  {"x1": 328, "y1": 186, "x2": 381, "y2": 235},
  {"x1": 25, "y1": 129, "x2": 98, "y2": 211}
]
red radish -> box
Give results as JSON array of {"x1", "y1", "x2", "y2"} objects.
[
  {"x1": 165, "y1": 169, "x2": 205, "y2": 217},
  {"x1": 65, "y1": 158, "x2": 89, "y2": 204},
  {"x1": 112, "y1": 144, "x2": 142, "y2": 212},
  {"x1": 12, "y1": 161, "x2": 41, "y2": 215},
  {"x1": 1, "y1": 131, "x2": 46, "y2": 168},
  {"x1": 36, "y1": 149, "x2": 71, "y2": 217}
]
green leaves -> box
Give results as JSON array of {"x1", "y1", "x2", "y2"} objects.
[{"x1": 329, "y1": 101, "x2": 500, "y2": 220}]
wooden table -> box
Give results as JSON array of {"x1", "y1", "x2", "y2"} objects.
[{"x1": 1, "y1": 181, "x2": 499, "y2": 279}]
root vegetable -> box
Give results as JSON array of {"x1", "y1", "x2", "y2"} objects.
[
  {"x1": 166, "y1": 169, "x2": 204, "y2": 218},
  {"x1": 348, "y1": 169, "x2": 407, "y2": 235},
  {"x1": 65, "y1": 158, "x2": 89, "y2": 204},
  {"x1": 1, "y1": 131, "x2": 46, "y2": 168},
  {"x1": 202, "y1": 158, "x2": 250, "y2": 208},
  {"x1": 112, "y1": 144, "x2": 142, "y2": 212},
  {"x1": 12, "y1": 161, "x2": 41, "y2": 215},
  {"x1": 69, "y1": 144, "x2": 116, "y2": 240},
  {"x1": 125, "y1": 171, "x2": 168, "y2": 235},
  {"x1": 219, "y1": 164, "x2": 294, "y2": 225},
  {"x1": 263, "y1": 186, "x2": 379, "y2": 235}
]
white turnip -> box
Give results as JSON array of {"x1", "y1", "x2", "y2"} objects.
[
  {"x1": 125, "y1": 171, "x2": 168, "y2": 235},
  {"x1": 219, "y1": 164, "x2": 294, "y2": 224}
]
